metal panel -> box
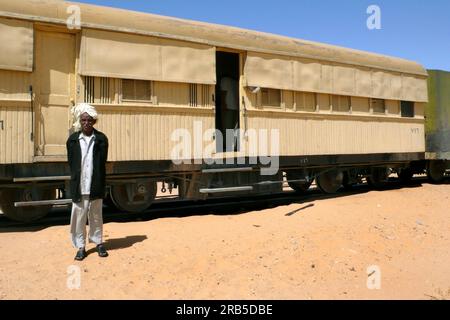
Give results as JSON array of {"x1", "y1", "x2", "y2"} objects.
[
  {"x1": 426, "y1": 70, "x2": 450, "y2": 160},
  {"x1": 160, "y1": 38, "x2": 216, "y2": 84},
  {"x1": 34, "y1": 30, "x2": 75, "y2": 156},
  {"x1": 154, "y1": 81, "x2": 190, "y2": 107},
  {"x1": 372, "y1": 71, "x2": 390, "y2": 99},
  {"x1": 351, "y1": 97, "x2": 370, "y2": 113},
  {"x1": 0, "y1": 0, "x2": 428, "y2": 76},
  {"x1": 80, "y1": 29, "x2": 216, "y2": 85},
  {"x1": 95, "y1": 105, "x2": 215, "y2": 161},
  {"x1": 293, "y1": 59, "x2": 321, "y2": 92},
  {"x1": 354, "y1": 68, "x2": 372, "y2": 97},
  {"x1": 333, "y1": 65, "x2": 355, "y2": 95},
  {"x1": 0, "y1": 17, "x2": 33, "y2": 72},
  {"x1": 0, "y1": 69, "x2": 31, "y2": 101},
  {"x1": 244, "y1": 52, "x2": 293, "y2": 90},
  {"x1": 0, "y1": 101, "x2": 33, "y2": 164},
  {"x1": 245, "y1": 52, "x2": 428, "y2": 102},
  {"x1": 402, "y1": 75, "x2": 428, "y2": 102},
  {"x1": 35, "y1": 31, "x2": 75, "y2": 156},
  {"x1": 246, "y1": 110, "x2": 425, "y2": 156},
  {"x1": 386, "y1": 100, "x2": 400, "y2": 115}
]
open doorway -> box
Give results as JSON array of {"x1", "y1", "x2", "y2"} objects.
[{"x1": 215, "y1": 51, "x2": 240, "y2": 152}]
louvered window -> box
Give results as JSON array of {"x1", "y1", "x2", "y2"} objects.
[
  {"x1": 189, "y1": 83, "x2": 198, "y2": 107},
  {"x1": 332, "y1": 95, "x2": 351, "y2": 112},
  {"x1": 401, "y1": 101, "x2": 414, "y2": 118},
  {"x1": 261, "y1": 88, "x2": 281, "y2": 108},
  {"x1": 122, "y1": 79, "x2": 152, "y2": 102},
  {"x1": 84, "y1": 76, "x2": 95, "y2": 104},
  {"x1": 371, "y1": 98, "x2": 386, "y2": 114},
  {"x1": 83, "y1": 76, "x2": 112, "y2": 104},
  {"x1": 296, "y1": 92, "x2": 316, "y2": 112}
]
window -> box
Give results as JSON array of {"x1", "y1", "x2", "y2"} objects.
[
  {"x1": 189, "y1": 83, "x2": 198, "y2": 107},
  {"x1": 332, "y1": 95, "x2": 350, "y2": 112},
  {"x1": 296, "y1": 92, "x2": 316, "y2": 112},
  {"x1": 122, "y1": 79, "x2": 152, "y2": 102},
  {"x1": 351, "y1": 97, "x2": 370, "y2": 113},
  {"x1": 261, "y1": 88, "x2": 281, "y2": 108},
  {"x1": 84, "y1": 76, "x2": 95, "y2": 104},
  {"x1": 83, "y1": 76, "x2": 112, "y2": 104},
  {"x1": 189, "y1": 84, "x2": 211, "y2": 107},
  {"x1": 371, "y1": 98, "x2": 386, "y2": 114},
  {"x1": 401, "y1": 101, "x2": 414, "y2": 118}
]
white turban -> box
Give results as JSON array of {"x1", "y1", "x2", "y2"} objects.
[{"x1": 71, "y1": 103, "x2": 98, "y2": 131}]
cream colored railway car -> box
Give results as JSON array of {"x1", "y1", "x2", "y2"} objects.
[{"x1": 0, "y1": 0, "x2": 429, "y2": 221}]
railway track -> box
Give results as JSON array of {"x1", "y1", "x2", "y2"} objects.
[{"x1": 0, "y1": 176, "x2": 446, "y2": 230}]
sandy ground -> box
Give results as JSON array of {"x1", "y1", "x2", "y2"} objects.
[{"x1": 0, "y1": 182, "x2": 450, "y2": 300}]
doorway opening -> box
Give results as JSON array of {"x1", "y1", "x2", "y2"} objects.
[{"x1": 215, "y1": 51, "x2": 240, "y2": 152}]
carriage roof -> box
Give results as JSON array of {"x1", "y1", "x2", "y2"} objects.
[{"x1": 0, "y1": 0, "x2": 427, "y2": 77}]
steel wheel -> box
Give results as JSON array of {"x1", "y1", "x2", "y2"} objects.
[
  {"x1": 104, "y1": 192, "x2": 118, "y2": 210},
  {"x1": 427, "y1": 160, "x2": 446, "y2": 183},
  {"x1": 0, "y1": 187, "x2": 56, "y2": 222},
  {"x1": 316, "y1": 170, "x2": 343, "y2": 194},
  {"x1": 110, "y1": 181, "x2": 157, "y2": 213},
  {"x1": 342, "y1": 171, "x2": 357, "y2": 190},
  {"x1": 367, "y1": 167, "x2": 389, "y2": 189}
]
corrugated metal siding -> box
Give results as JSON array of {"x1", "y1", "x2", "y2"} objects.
[
  {"x1": 246, "y1": 112, "x2": 425, "y2": 156},
  {"x1": 95, "y1": 106, "x2": 215, "y2": 161},
  {"x1": 0, "y1": 70, "x2": 33, "y2": 164},
  {"x1": 0, "y1": 102, "x2": 33, "y2": 164},
  {"x1": 426, "y1": 70, "x2": 450, "y2": 158}
]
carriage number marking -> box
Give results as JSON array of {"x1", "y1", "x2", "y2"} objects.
[
  {"x1": 411, "y1": 128, "x2": 420, "y2": 134},
  {"x1": 299, "y1": 157, "x2": 309, "y2": 164}
]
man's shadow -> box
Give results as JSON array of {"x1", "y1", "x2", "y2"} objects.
[{"x1": 87, "y1": 235, "x2": 147, "y2": 254}]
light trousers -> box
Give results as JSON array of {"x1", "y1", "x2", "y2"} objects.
[{"x1": 70, "y1": 195, "x2": 103, "y2": 249}]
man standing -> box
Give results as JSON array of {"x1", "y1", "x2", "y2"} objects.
[{"x1": 66, "y1": 103, "x2": 109, "y2": 261}]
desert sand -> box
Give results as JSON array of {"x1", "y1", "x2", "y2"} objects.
[{"x1": 0, "y1": 182, "x2": 449, "y2": 300}]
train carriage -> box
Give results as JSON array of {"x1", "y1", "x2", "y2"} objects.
[
  {"x1": 425, "y1": 70, "x2": 450, "y2": 182},
  {"x1": 0, "y1": 0, "x2": 439, "y2": 222}
]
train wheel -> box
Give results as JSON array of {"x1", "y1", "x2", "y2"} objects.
[
  {"x1": 367, "y1": 168, "x2": 389, "y2": 189},
  {"x1": 398, "y1": 168, "x2": 413, "y2": 184},
  {"x1": 316, "y1": 170, "x2": 343, "y2": 194},
  {"x1": 110, "y1": 181, "x2": 157, "y2": 213},
  {"x1": 427, "y1": 160, "x2": 446, "y2": 183},
  {"x1": 104, "y1": 192, "x2": 118, "y2": 210},
  {"x1": 0, "y1": 187, "x2": 56, "y2": 222},
  {"x1": 342, "y1": 171, "x2": 357, "y2": 190},
  {"x1": 286, "y1": 172, "x2": 312, "y2": 193}
]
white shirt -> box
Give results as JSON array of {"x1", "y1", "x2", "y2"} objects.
[{"x1": 79, "y1": 133, "x2": 96, "y2": 195}]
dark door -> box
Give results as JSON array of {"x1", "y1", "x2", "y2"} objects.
[{"x1": 215, "y1": 51, "x2": 240, "y2": 152}]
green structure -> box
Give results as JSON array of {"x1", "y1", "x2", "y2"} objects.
[{"x1": 426, "y1": 70, "x2": 450, "y2": 160}]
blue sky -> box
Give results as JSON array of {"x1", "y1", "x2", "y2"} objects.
[{"x1": 74, "y1": 0, "x2": 450, "y2": 71}]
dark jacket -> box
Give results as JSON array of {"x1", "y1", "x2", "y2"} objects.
[{"x1": 66, "y1": 128, "x2": 109, "y2": 202}]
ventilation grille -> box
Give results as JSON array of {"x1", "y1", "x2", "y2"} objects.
[
  {"x1": 189, "y1": 83, "x2": 198, "y2": 107},
  {"x1": 84, "y1": 76, "x2": 95, "y2": 103},
  {"x1": 84, "y1": 76, "x2": 111, "y2": 104},
  {"x1": 201, "y1": 84, "x2": 210, "y2": 107},
  {"x1": 190, "y1": 84, "x2": 211, "y2": 107},
  {"x1": 100, "y1": 77, "x2": 111, "y2": 104}
]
